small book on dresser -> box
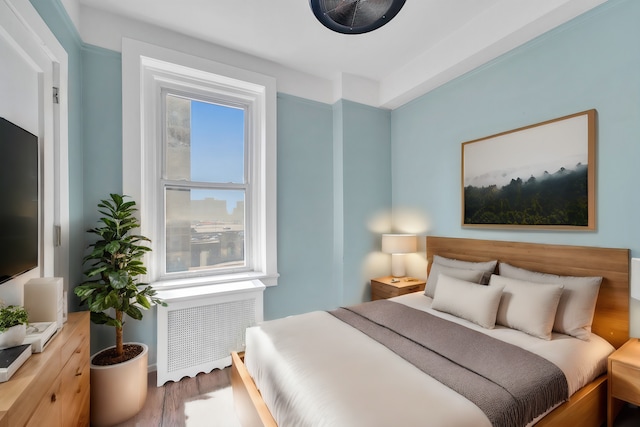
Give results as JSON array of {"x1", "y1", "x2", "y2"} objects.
[{"x1": 0, "y1": 344, "x2": 32, "y2": 382}]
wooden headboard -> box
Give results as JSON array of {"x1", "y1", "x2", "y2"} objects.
[{"x1": 426, "y1": 236, "x2": 630, "y2": 349}]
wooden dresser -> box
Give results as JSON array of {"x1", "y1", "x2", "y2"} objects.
[{"x1": 0, "y1": 311, "x2": 90, "y2": 427}]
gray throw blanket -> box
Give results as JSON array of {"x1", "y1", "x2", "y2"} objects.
[{"x1": 330, "y1": 300, "x2": 568, "y2": 427}]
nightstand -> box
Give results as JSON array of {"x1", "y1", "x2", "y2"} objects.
[
  {"x1": 371, "y1": 276, "x2": 426, "y2": 301},
  {"x1": 608, "y1": 338, "x2": 640, "y2": 427}
]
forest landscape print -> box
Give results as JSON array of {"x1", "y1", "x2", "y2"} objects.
[{"x1": 462, "y1": 110, "x2": 595, "y2": 229}]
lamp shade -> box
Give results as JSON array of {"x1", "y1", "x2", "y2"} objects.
[{"x1": 382, "y1": 234, "x2": 417, "y2": 254}]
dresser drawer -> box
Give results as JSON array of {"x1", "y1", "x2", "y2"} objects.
[
  {"x1": 61, "y1": 335, "x2": 89, "y2": 387},
  {"x1": 60, "y1": 359, "x2": 89, "y2": 427},
  {"x1": 60, "y1": 326, "x2": 90, "y2": 427},
  {"x1": 60, "y1": 318, "x2": 89, "y2": 365},
  {"x1": 371, "y1": 278, "x2": 426, "y2": 301},
  {"x1": 372, "y1": 282, "x2": 398, "y2": 299},
  {"x1": 400, "y1": 284, "x2": 423, "y2": 294},
  {"x1": 611, "y1": 360, "x2": 640, "y2": 405},
  {"x1": 25, "y1": 376, "x2": 61, "y2": 427}
]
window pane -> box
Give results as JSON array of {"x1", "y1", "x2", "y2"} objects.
[
  {"x1": 165, "y1": 94, "x2": 245, "y2": 183},
  {"x1": 165, "y1": 188, "x2": 245, "y2": 274}
]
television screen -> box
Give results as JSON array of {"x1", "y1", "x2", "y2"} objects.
[{"x1": 0, "y1": 118, "x2": 39, "y2": 284}]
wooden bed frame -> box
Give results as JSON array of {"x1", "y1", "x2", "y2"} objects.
[{"x1": 231, "y1": 236, "x2": 630, "y2": 427}]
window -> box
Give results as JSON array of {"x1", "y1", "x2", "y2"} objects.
[
  {"x1": 122, "y1": 40, "x2": 277, "y2": 289},
  {"x1": 163, "y1": 93, "x2": 247, "y2": 276}
]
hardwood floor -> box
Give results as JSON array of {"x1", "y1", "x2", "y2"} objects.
[{"x1": 114, "y1": 368, "x2": 233, "y2": 427}]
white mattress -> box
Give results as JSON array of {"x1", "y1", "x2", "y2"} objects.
[{"x1": 244, "y1": 293, "x2": 614, "y2": 427}]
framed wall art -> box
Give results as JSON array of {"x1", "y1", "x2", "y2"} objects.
[{"x1": 461, "y1": 109, "x2": 596, "y2": 230}]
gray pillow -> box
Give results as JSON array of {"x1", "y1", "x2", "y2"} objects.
[
  {"x1": 424, "y1": 265, "x2": 486, "y2": 298},
  {"x1": 498, "y1": 263, "x2": 602, "y2": 340},
  {"x1": 425, "y1": 255, "x2": 497, "y2": 298}
]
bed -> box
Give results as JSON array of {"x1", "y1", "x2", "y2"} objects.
[{"x1": 231, "y1": 236, "x2": 630, "y2": 427}]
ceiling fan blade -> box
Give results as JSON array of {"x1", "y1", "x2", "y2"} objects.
[{"x1": 326, "y1": 3, "x2": 359, "y2": 27}]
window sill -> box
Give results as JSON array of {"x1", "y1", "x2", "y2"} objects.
[
  {"x1": 153, "y1": 278, "x2": 270, "y2": 303},
  {"x1": 151, "y1": 271, "x2": 278, "y2": 301}
]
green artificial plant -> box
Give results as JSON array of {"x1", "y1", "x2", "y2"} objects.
[
  {"x1": 0, "y1": 303, "x2": 28, "y2": 332},
  {"x1": 74, "y1": 194, "x2": 166, "y2": 361}
]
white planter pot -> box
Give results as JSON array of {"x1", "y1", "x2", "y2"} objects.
[
  {"x1": 0, "y1": 324, "x2": 26, "y2": 350},
  {"x1": 90, "y1": 342, "x2": 148, "y2": 427}
]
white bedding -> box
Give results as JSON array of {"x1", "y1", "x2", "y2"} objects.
[{"x1": 244, "y1": 292, "x2": 614, "y2": 427}]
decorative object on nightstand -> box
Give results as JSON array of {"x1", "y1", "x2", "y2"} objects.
[
  {"x1": 607, "y1": 338, "x2": 640, "y2": 427},
  {"x1": 382, "y1": 234, "x2": 417, "y2": 277},
  {"x1": 371, "y1": 276, "x2": 426, "y2": 301}
]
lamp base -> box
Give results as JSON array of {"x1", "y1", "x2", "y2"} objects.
[{"x1": 390, "y1": 254, "x2": 406, "y2": 278}]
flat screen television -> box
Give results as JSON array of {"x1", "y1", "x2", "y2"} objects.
[{"x1": 0, "y1": 117, "x2": 39, "y2": 284}]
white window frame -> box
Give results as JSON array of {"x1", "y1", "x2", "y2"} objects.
[
  {"x1": 160, "y1": 89, "x2": 251, "y2": 278},
  {"x1": 122, "y1": 39, "x2": 278, "y2": 289}
]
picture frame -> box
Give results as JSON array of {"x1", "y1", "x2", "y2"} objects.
[{"x1": 461, "y1": 109, "x2": 596, "y2": 230}]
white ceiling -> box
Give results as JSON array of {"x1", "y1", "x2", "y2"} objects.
[{"x1": 74, "y1": 0, "x2": 607, "y2": 108}]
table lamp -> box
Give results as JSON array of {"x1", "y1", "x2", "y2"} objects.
[{"x1": 382, "y1": 234, "x2": 417, "y2": 277}]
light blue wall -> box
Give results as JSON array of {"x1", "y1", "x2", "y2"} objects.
[
  {"x1": 338, "y1": 100, "x2": 392, "y2": 305},
  {"x1": 81, "y1": 45, "x2": 123, "y2": 226},
  {"x1": 266, "y1": 96, "x2": 392, "y2": 318},
  {"x1": 392, "y1": 0, "x2": 640, "y2": 256},
  {"x1": 79, "y1": 45, "x2": 128, "y2": 357},
  {"x1": 266, "y1": 94, "x2": 336, "y2": 319}
]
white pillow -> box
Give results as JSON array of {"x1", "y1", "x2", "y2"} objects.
[
  {"x1": 432, "y1": 274, "x2": 504, "y2": 329},
  {"x1": 489, "y1": 274, "x2": 563, "y2": 340},
  {"x1": 498, "y1": 263, "x2": 602, "y2": 340},
  {"x1": 425, "y1": 255, "x2": 497, "y2": 298},
  {"x1": 424, "y1": 265, "x2": 487, "y2": 298}
]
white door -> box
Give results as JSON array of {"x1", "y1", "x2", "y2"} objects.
[{"x1": 0, "y1": 0, "x2": 69, "y2": 305}]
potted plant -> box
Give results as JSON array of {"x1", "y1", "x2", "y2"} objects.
[
  {"x1": 0, "y1": 303, "x2": 28, "y2": 350},
  {"x1": 74, "y1": 193, "x2": 166, "y2": 427}
]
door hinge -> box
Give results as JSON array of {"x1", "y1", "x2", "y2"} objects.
[{"x1": 53, "y1": 87, "x2": 59, "y2": 104}]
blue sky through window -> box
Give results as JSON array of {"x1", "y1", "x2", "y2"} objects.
[
  {"x1": 191, "y1": 100, "x2": 244, "y2": 183},
  {"x1": 189, "y1": 100, "x2": 245, "y2": 212}
]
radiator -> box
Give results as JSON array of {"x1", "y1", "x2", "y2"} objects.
[{"x1": 156, "y1": 280, "x2": 265, "y2": 386}]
